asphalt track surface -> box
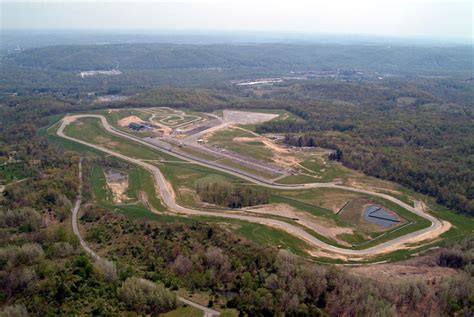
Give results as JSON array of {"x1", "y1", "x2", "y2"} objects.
[{"x1": 60, "y1": 114, "x2": 443, "y2": 258}]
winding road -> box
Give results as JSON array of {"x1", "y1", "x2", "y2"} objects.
[
  {"x1": 71, "y1": 159, "x2": 220, "y2": 316},
  {"x1": 60, "y1": 114, "x2": 445, "y2": 258}
]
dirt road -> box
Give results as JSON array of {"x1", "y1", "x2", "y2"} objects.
[
  {"x1": 59, "y1": 114, "x2": 445, "y2": 258},
  {"x1": 71, "y1": 158, "x2": 100, "y2": 261}
]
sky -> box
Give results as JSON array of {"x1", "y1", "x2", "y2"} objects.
[{"x1": 1, "y1": 0, "x2": 472, "y2": 42}]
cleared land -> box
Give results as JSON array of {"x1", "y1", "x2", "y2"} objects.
[
  {"x1": 103, "y1": 169, "x2": 130, "y2": 204},
  {"x1": 54, "y1": 112, "x2": 448, "y2": 260}
]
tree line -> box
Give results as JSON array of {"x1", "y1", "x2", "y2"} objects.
[
  {"x1": 196, "y1": 180, "x2": 269, "y2": 208},
  {"x1": 77, "y1": 208, "x2": 474, "y2": 316},
  {"x1": 252, "y1": 82, "x2": 474, "y2": 216}
]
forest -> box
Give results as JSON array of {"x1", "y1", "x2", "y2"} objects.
[
  {"x1": 1, "y1": 42, "x2": 472, "y2": 95},
  {"x1": 196, "y1": 181, "x2": 269, "y2": 208},
  {"x1": 0, "y1": 39, "x2": 473, "y2": 315},
  {"x1": 254, "y1": 81, "x2": 474, "y2": 216}
]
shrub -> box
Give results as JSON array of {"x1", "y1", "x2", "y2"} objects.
[
  {"x1": 437, "y1": 250, "x2": 467, "y2": 269},
  {"x1": 0, "y1": 243, "x2": 44, "y2": 267},
  {"x1": 49, "y1": 242, "x2": 76, "y2": 258},
  {"x1": 118, "y1": 277, "x2": 177, "y2": 314},
  {"x1": 0, "y1": 208, "x2": 41, "y2": 232},
  {"x1": 16, "y1": 244, "x2": 44, "y2": 265},
  {"x1": 94, "y1": 258, "x2": 117, "y2": 282},
  {"x1": 0, "y1": 304, "x2": 28, "y2": 317}
]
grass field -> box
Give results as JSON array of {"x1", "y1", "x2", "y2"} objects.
[
  {"x1": 207, "y1": 128, "x2": 254, "y2": 143},
  {"x1": 137, "y1": 107, "x2": 204, "y2": 127},
  {"x1": 90, "y1": 164, "x2": 114, "y2": 203},
  {"x1": 276, "y1": 174, "x2": 321, "y2": 184},
  {"x1": 98, "y1": 109, "x2": 152, "y2": 126},
  {"x1": 207, "y1": 128, "x2": 274, "y2": 162},
  {"x1": 299, "y1": 157, "x2": 348, "y2": 182},
  {"x1": 156, "y1": 161, "x2": 243, "y2": 207},
  {"x1": 179, "y1": 146, "x2": 221, "y2": 161},
  {"x1": 43, "y1": 113, "x2": 474, "y2": 262},
  {"x1": 271, "y1": 187, "x2": 434, "y2": 248},
  {"x1": 235, "y1": 221, "x2": 310, "y2": 257},
  {"x1": 66, "y1": 136, "x2": 317, "y2": 257},
  {"x1": 65, "y1": 117, "x2": 432, "y2": 250},
  {"x1": 91, "y1": 163, "x2": 167, "y2": 212},
  {"x1": 64, "y1": 118, "x2": 179, "y2": 161},
  {"x1": 216, "y1": 158, "x2": 277, "y2": 179}
]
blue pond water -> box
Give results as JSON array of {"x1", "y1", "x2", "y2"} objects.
[{"x1": 363, "y1": 205, "x2": 400, "y2": 228}]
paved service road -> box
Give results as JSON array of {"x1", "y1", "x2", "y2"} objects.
[{"x1": 60, "y1": 114, "x2": 444, "y2": 258}]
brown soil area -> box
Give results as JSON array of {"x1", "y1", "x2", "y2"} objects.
[
  {"x1": 118, "y1": 115, "x2": 143, "y2": 127},
  {"x1": 104, "y1": 172, "x2": 130, "y2": 204},
  {"x1": 344, "y1": 178, "x2": 403, "y2": 196},
  {"x1": 282, "y1": 190, "x2": 360, "y2": 213},
  {"x1": 245, "y1": 203, "x2": 354, "y2": 246},
  {"x1": 138, "y1": 190, "x2": 161, "y2": 214},
  {"x1": 232, "y1": 135, "x2": 303, "y2": 169},
  {"x1": 223, "y1": 110, "x2": 278, "y2": 124},
  {"x1": 347, "y1": 251, "x2": 459, "y2": 282}
]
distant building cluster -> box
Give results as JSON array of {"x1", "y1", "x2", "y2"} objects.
[{"x1": 79, "y1": 69, "x2": 122, "y2": 78}]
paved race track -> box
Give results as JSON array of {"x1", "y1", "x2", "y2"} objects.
[{"x1": 58, "y1": 114, "x2": 444, "y2": 258}]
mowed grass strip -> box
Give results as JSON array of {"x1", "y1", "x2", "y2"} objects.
[
  {"x1": 207, "y1": 128, "x2": 274, "y2": 162},
  {"x1": 299, "y1": 158, "x2": 348, "y2": 182},
  {"x1": 216, "y1": 158, "x2": 277, "y2": 179},
  {"x1": 276, "y1": 174, "x2": 321, "y2": 185},
  {"x1": 90, "y1": 164, "x2": 113, "y2": 203},
  {"x1": 179, "y1": 146, "x2": 221, "y2": 161}
]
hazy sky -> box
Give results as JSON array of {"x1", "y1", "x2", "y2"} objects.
[{"x1": 1, "y1": 0, "x2": 472, "y2": 42}]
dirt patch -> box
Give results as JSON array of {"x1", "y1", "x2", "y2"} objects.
[
  {"x1": 232, "y1": 134, "x2": 304, "y2": 169},
  {"x1": 245, "y1": 203, "x2": 299, "y2": 218},
  {"x1": 104, "y1": 169, "x2": 130, "y2": 204},
  {"x1": 347, "y1": 252, "x2": 459, "y2": 282},
  {"x1": 245, "y1": 203, "x2": 354, "y2": 246},
  {"x1": 118, "y1": 115, "x2": 144, "y2": 127},
  {"x1": 64, "y1": 116, "x2": 78, "y2": 124},
  {"x1": 349, "y1": 263, "x2": 458, "y2": 282},
  {"x1": 344, "y1": 178, "x2": 403, "y2": 196},
  {"x1": 308, "y1": 249, "x2": 351, "y2": 261},
  {"x1": 233, "y1": 136, "x2": 262, "y2": 143},
  {"x1": 223, "y1": 110, "x2": 278, "y2": 124},
  {"x1": 283, "y1": 190, "x2": 360, "y2": 213}
]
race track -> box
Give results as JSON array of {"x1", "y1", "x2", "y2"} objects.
[{"x1": 58, "y1": 114, "x2": 445, "y2": 258}]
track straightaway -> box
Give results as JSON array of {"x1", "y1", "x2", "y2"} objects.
[{"x1": 60, "y1": 114, "x2": 444, "y2": 258}]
